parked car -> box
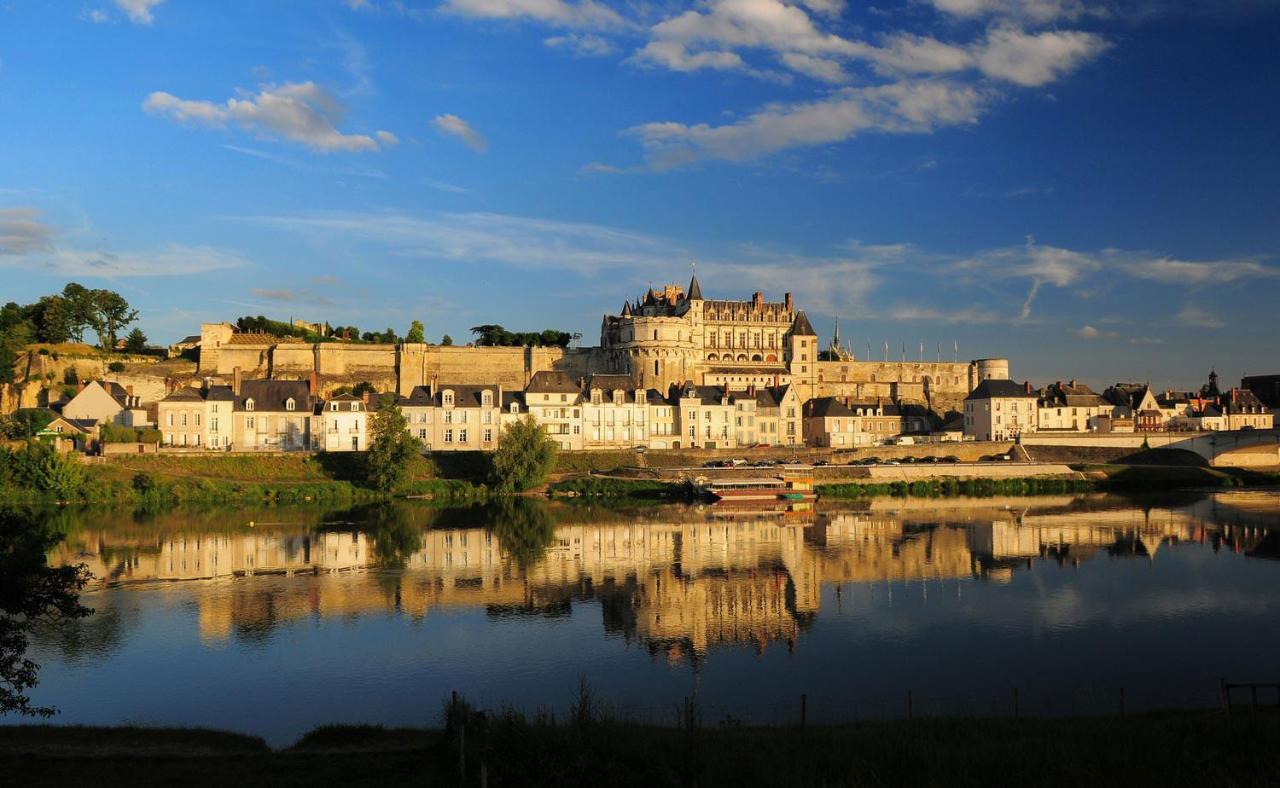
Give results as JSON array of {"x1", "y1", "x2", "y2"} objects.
[
  {"x1": 942, "y1": 456, "x2": 960, "y2": 463},
  {"x1": 813, "y1": 460, "x2": 830, "y2": 467}
]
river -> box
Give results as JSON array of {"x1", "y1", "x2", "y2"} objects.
[{"x1": 8, "y1": 490, "x2": 1280, "y2": 745}]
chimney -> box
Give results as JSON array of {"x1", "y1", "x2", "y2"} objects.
[
  {"x1": 232, "y1": 366, "x2": 242, "y2": 397},
  {"x1": 1025, "y1": 380, "x2": 1033, "y2": 394},
  {"x1": 753, "y1": 291, "x2": 763, "y2": 309},
  {"x1": 1069, "y1": 379, "x2": 1077, "y2": 388},
  {"x1": 784, "y1": 292, "x2": 793, "y2": 311},
  {"x1": 126, "y1": 385, "x2": 134, "y2": 397},
  {"x1": 498, "y1": 383, "x2": 504, "y2": 407}
]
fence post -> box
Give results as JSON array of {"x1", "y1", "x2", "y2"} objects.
[{"x1": 800, "y1": 693, "x2": 807, "y2": 730}]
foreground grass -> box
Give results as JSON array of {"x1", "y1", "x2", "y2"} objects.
[{"x1": 3, "y1": 710, "x2": 1278, "y2": 787}]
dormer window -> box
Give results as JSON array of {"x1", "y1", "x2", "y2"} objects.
[
  {"x1": 330, "y1": 402, "x2": 339, "y2": 412},
  {"x1": 350, "y1": 402, "x2": 359, "y2": 412},
  {"x1": 245, "y1": 399, "x2": 255, "y2": 412},
  {"x1": 591, "y1": 390, "x2": 602, "y2": 404},
  {"x1": 443, "y1": 390, "x2": 455, "y2": 407},
  {"x1": 509, "y1": 402, "x2": 519, "y2": 414},
  {"x1": 482, "y1": 391, "x2": 493, "y2": 407},
  {"x1": 285, "y1": 398, "x2": 295, "y2": 411}
]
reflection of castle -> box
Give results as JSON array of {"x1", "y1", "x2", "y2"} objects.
[{"x1": 51, "y1": 497, "x2": 1274, "y2": 657}]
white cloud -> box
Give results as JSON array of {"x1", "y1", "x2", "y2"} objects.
[
  {"x1": 81, "y1": 8, "x2": 112, "y2": 24},
  {"x1": 1076, "y1": 324, "x2": 1100, "y2": 338},
  {"x1": 780, "y1": 53, "x2": 847, "y2": 83},
  {"x1": 1176, "y1": 304, "x2": 1225, "y2": 329},
  {"x1": 442, "y1": 0, "x2": 629, "y2": 29},
  {"x1": 974, "y1": 27, "x2": 1109, "y2": 87},
  {"x1": 432, "y1": 114, "x2": 488, "y2": 152},
  {"x1": 376, "y1": 130, "x2": 400, "y2": 146},
  {"x1": 143, "y1": 82, "x2": 395, "y2": 153},
  {"x1": 1117, "y1": 255, "x2": 1278, "y2": 285},
  {"x1": 0, "y1": 208, "x2": 55, "y2": 255},
  {"x1": 627, "y1": 79, "x2": 985, "y2": 168},
  {"x1": 244, "y1": 211, "x2": 682, "y2": 273},
  {"x1": 927, "y1": 0, "x2": 1088, "y2": 24},
  {"x1": 889, "y1": 304, "x2": 1006, "y2": 324},
  {"x1": 115, "y1": 0, "x2": 165, "y2": 25},
  {"x1": 544, "y1": 33, "x2": 617, "y2": 56}
]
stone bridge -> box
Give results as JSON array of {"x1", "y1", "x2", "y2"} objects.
[{"x1": 1021, "y1": 429, "x2": 1280, "y2": 467}]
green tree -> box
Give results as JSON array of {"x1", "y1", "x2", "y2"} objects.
[
  {"x1": 366, "y1": 398, "x2": 419, "y2": 492},
  {"x1": 441, "y1": 334, "x2": 454, "y2": 346},
  {"x1": 406, "y1": 320, "x2": 425, "y2": 344},
  {"x1": 0, "y1": 509, "x2": 92, "y2": 716},
  {"x1": 491, "y1": 417, "x2": 557, "y2": 493},
  {"x1": 85, "y1": 289, "x2": 138, "y2": 350},
  {"x1": 123, "y1": 328, "x2": 147, "y2": 354}
]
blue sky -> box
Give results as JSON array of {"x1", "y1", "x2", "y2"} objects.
[{"x1": 1, "y1": 0, "x2": 1277, "y2": 390}]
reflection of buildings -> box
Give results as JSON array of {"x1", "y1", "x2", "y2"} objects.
[{"x1": 50, "y1": 493, "x2": 1280, "y2": 657}]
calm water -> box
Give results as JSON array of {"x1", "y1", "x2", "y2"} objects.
[{"x1": 11, "y1": 491, "x2": 1280, "y2": 745}]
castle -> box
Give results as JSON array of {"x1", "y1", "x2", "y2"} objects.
[{"x1": 197, "y1": 274, "x2": 1009, "y2": 413}]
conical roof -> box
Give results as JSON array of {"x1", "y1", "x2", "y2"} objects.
[
  {"x1": 621, "y1": 301, "x2": 632, "y2": 317},
  {"x1": 790, "y1": 311, "x2": 817, "y2": 337},
  {"x1": 687, "y1": 273, "x2": 704, "y2": 300}
]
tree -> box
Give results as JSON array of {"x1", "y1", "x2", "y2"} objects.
[
  {"x1": 491, "y1": 417, "x2": 557, "y2": 493},
  {"x1": 351, "y1": 381, "x2": 376, "y2": 397},
  {"x1": 0, "y1": 509, "x2": 92, "y2": 716},
  {"x1": 86, "y1": 289, "x2": 138, "y2": 351},
  {"x1": 406, "y1": 320, "x2": 425, "y2": 344},
  {"x1": 365, "y1": 398, "x2": 419, "y2": 492},
  {"x1": 123, "y1": 328, "x2": 147, "y2": 354},
  {"x1": 441, "y1": 334, "x2": 454, "y2": 346}
]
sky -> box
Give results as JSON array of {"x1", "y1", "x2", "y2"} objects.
[{"x1": 1, "y1": 0, "x2": 1277, "y2": 391}]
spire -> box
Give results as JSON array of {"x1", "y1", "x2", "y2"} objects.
[
  {"x1": 621, "y1": 301, "x2": 632, "y2": 317},
  {"x1": 687, "y1": 271, "x2": 703, "y2": 300}
]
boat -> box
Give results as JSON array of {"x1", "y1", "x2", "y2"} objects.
[{"x1": 701, "y1": 475, "x2": 817, "y2": 503}]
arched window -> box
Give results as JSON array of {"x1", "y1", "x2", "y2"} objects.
[
  {"x1": 653, "y1": 330, "x2": 658, "y2": 341},
  {"x1": 285, "y1": 397, "x2": 295, "y2": 411},
  {"x1": 245, "y1": 398, "x2": 255, "y2": 411}
]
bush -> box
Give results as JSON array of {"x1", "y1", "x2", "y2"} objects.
[
  {"x1": 62, "y1": 367, "x2": 79, "y2": 385},
  {"x1": 107, "y1": 361, "x2": 126, "y2": 373},
  {"x1": 132, "y1": 472, "x2": 157, "y2": 493}
]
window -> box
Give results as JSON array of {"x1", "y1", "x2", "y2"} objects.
[
  {"x1": 330, "y1": 402, "x2": 338, "y2": 412},
  {"x1": 247, "y1": 416, "x2": 255, "y2": 429},
  {"x1": 195, "y1": 413, "x2": 201, "y2": 427},
  {"x1": 459, "y1": 429, "x2": 468, "y2": 442},
  {"x1": 286, "y1": 398, "x2": 295, "y2": 411},
  {"x1": 245, "y1": 399, "x2": 254, "y2": 411},
  {"x1": 443, "y1": 391, "x2": 455, "y2": 406},
  {"x1": 444, "y1": 429, "x2": 453, "y2": 443},
  {"x1": 483, "y1": 429, "x2": 492, "y2": 442},
  {"x1": 418, "y1": 429, "x2": 427, "y2": 440},
  {"x1": 350, "y1": 402, "x2": 359, "y2": 412},
  {"x1": 181, "y1": 413, "x2": 187, "y2": 427},
  {"x1": 167, "y1": 412, "x2": 174, "y2": 427},
  {"x1": 482, "y1": 391, "x2": 493, "y2": 407}
]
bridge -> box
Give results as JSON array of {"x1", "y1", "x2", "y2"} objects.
[{"x1": 1020, "y1": 429, "x2": 1280, "y2": 467}]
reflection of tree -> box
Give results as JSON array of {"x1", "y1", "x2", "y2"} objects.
[
  {"x1": 0, "y1": 508, "x2": 91, "y2": 716},
  {"x1": 367, "y1": 504, "x2": 423, "y2": 570},
  {"x1": 488, "y1": 498, "x2": 555, "y2": 570}
]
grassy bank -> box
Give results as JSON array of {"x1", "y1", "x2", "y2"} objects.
[
  {"x1": 4, "y1": 709, "x2": 1278, "y2": 787},
  {"x1": 548, "y1": 476, "x2": 697, "y2": 502},
  {"x1": 0, "y1": 451, "x2": 489, "y2": 507}
]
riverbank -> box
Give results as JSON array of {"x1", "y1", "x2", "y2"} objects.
[{"x1": 4, "y1": 710, "x2": 1278, "y2": 786}]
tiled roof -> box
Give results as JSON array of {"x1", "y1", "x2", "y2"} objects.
[
  {"x1": 805, "y1": 397, "x2": 853, "y2": 418},
  {"x1": 789, "y1": 311, "x2": 817, "y2": 337},
  {"x1": 236, "y1": 379, "x2": 313, "y2": 412}
]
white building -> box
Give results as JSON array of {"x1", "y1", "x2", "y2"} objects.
[{"x1": 964, "y1": 379, "x2": 1039, "y2": 442}]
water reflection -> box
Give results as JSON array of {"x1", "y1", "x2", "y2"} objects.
[{"x1": 42, "y1": 492, "x2": 1280, "y2": 660}]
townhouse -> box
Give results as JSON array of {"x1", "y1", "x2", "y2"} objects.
[
  {"x1": 525, "y1": 372, "x2": 584, "y2": 451},
  {"x1": 1037, "y1": 380, "x2": 1112, "y2": 433},
  {"x1": 399, "y1": 383, "x2": 508, "y2": 451},
  {"x1": 963, "y1": 380, "x2": 1039, "y2": 442}
]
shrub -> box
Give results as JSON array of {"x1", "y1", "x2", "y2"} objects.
[
  {"x1": 132, "y1": 472, "x2": 157, "y2": 493},
  {"x1": 107, "y1": 361, "x2": 126, "y2": 373},
  {"x1": 62, "y1": 367, "x2": 79, "y2": 385}
]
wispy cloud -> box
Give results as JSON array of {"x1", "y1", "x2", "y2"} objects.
[
  {"x1": 0, "y1": 208, "x2": 55, "y2": 255},
  {"x1": 628, "y1": 79, "x2": 986, "y2": 169},
  {"x1": 544, "y1": 33, "x2": 617, "y2": 56},
  {"x1": 143, "y1": 82, "x2": 395, "y2": 153},
  {"x1": 7, "y1": 245, "x2": 248, "y2": 277},
  {"x1": 115, "y1": 0, "x2": 165, "y2": 25},
  {"x1": 442, "y1": 0, "x2": 630, "y2": 30},
  {"x1": 432, "y1": 114, "x2": 488, "y2": 152},
  {"x1": 1175, "y1": 304, "x2": 1225, "y2": 329},
  {"x1": 249, "y1": 287, "x2": 336, "y2": 306}
]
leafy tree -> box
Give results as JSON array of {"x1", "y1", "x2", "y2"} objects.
[
  {"x1": 62, "y1": 367, "x2": 78, "y2": 386},
  {"x1": 5, "y1": 442, "x2": 86, "y2": 500},
  {"x1": 107, "y1": 361, "x2": 125, "y2": 373},
  {"x1": 123, "y1": 328, "x2": 147, "y2": 354},
  {"x1": 366, "y1": 398, "x2": 419, "y2": 492},
  {"x1": 0, "y1": 410, "x2": 54, "y2": 440},
  {"x1": 0, "y1": 509, "x2": 92, "y2": 716},
  {"x1": 31, "y1": 296, "x2": 74, "y2": 344},
  {"x1": 491, "y1": 417, "x2": 557, "y2": 493},
  {"x1": 441, "y1": 334, "x2": 454, "y2": 346},
  {"x1": 351, "y1": 381, "x2": 376, "y2": 397},
  {"x1": 406, "y1": 320, "x2": 425, "y2": 344}
]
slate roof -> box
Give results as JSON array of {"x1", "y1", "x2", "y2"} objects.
[
  {"x1": 526, "y1": 371, "x2": 582, "y2": 394},
  {"x1": 789, "y1": 311, "x2": 817, "y2": 337},
  {"x1": 236, "y1": 379, "x2": 314, "y2": 412},
  {"x1": 161, "y1": 387, "x2": 205, "y2": 403},
  {"x1": 805, "y1": 397, "x2": 854, "y2": 418},
  {"x1": 687, "y1": 274, "x2": 703, "y2": 300},
  {"x1": 966, "y1": 379, "x2": 1038, "y2": 400},
  {"x1": 586, "y1": 374, "x2": 639, "y2": 394}
]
